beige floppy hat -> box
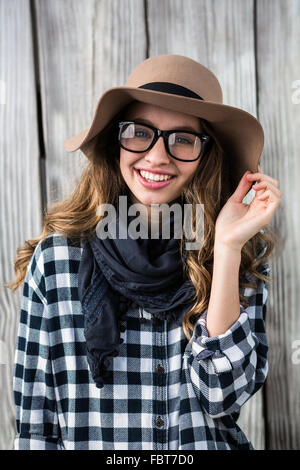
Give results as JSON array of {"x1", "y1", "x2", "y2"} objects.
[{"x1": 64, "y1": 54, "x2": 264, "y2": 182}]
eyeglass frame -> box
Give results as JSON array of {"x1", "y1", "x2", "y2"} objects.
[{"x1": 117, "y1": 120, "x2": 212, "y2": 162}]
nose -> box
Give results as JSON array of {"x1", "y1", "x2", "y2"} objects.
[{"x1": 144, "y1": 135, "x2": 172, "y2": 165}]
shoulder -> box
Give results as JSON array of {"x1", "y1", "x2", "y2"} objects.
[
  {"x1": 27, "y1": 233, "x2": 83, "y2": 299},
  {"x1": 34, "y1": 233, "x2": 83, "y2": 271},
  {"x1": 38, "y1": 232, "x2": 83, "y2": 261}
]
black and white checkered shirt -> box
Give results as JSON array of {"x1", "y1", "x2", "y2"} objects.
[{"x1": 13, "y1": 233, "x2": 270, "y2": 450}]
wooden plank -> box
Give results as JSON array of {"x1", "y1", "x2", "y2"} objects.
[
  {"x1": 34, "y1": 0, "x2": 147, "y2": 206},
  {"x1": 0, "y1": 0, "x2": 42, "y2": 450},
  {"x1": 147, "y1": 0, "x2": 265, "y2": 449},
  {"x1": 256, "y1": 0, "x2": 300, "y2": 450}
]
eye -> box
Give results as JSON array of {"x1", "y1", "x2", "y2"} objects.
[
  {"x1": 169, "y1": 132, "x2": 194, "y2": 145},
  {"x1": 175, "y1": 136, "x2": 192, "y2": 144},
  {"x1": 135, "y1": 129, "x2": 150, "y2": 138}
]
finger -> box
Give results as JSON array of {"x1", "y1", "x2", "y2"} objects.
[
  {"x1": 252, "y1": 180, "x2": 282, "y2": 198},
  {"x1": 247, "y1": 172, "x2": 279, "y2": 187},
  {"x1": 252, "y1": 189, "x2": 281, "y2": 224},
  {"x1": 256, "y1": 188, "x2": 282, "y2": 202},
  {"x1": 246, "y1": 172, "x2": 279, "y2": 188},
  {"x1": 232, "y1": 170, "x2": 253, "y2": 203}
]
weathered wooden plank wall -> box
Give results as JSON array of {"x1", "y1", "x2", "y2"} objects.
[
  {"x1": 256, "y1": 0, "x2": 300, "y2": 449},
  {"x1": 1, "y1": 0, "x2": 299, "y2": 450},
  {"x1": 0, "y1": 0, "x2": 43, "y2": 450}
]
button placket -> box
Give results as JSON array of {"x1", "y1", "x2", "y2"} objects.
[
  {"x1": 119, "y1": 321, "x2": 126, "y2": 344},
  {"x1": 118, "y1": 294, "x2": 131, "y2": 343},
  {"x1": 153, "y1": 318, "x2": 168, "y2": 449}
]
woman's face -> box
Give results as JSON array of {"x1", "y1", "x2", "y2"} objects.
[{"x1": 119, "y1": 102, "x2": 203, "y2": 208}]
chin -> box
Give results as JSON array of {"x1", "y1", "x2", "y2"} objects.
[
  {"x1": 143, "y1": 195, "x2": 178, "y2": 207},
  {"x1": 135, "y1": 195, "x2": 160, "y2": 206}
]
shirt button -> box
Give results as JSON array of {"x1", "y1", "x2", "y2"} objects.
[
  {"x1": 120, "y1": 324, "x2": 126, "y2": 332},
  {"x1": 119, "y1": 337, "x2": 124, "y2": 344},
  {"x1": 155, "y1": 416, "x2": 164, "y2": 428},
  {"x1": 155, "y1": 364, "x2": 165, "y2": 374}
]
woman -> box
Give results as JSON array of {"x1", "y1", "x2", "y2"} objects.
[{"x1": 7, "y1": 55, "x2": 281, "y2": 450}]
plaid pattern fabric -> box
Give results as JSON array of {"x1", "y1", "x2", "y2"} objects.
[{"x1": 13, "y1": 233, "x2": 270, "y2": 450}]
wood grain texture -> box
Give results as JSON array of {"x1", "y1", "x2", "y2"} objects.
[
  {"x1": 34, "y1": 0, "x2": 147, "y2": 207},
  {"x1": 0, "y1": 0, "x2": 42, "y2": 450},
  {"x1": 256, "y1": 0, "x2": 300, "y2": 450}
]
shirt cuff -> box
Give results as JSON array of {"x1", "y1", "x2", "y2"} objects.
[{"x1": 191, "y1": 306, "x2": 256, "y2": 374}]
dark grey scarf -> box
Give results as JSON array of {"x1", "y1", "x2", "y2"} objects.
[{"x1": 78, "y1": 209, "x2": 196, "y2": 389}]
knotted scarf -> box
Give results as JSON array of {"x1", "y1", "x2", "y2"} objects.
[{"x1": 78, "y1": 208, "x2": 197, "y2": 389}]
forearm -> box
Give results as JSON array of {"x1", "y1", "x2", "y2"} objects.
[{"x1": 206, "y1": 241, "x2": 242, "y2": 337}]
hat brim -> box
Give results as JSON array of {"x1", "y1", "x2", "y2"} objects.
[{"x1": 64, "y1": 86, "x2": 264, "y2": 180}]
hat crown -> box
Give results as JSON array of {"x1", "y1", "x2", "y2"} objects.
[{"x1": 125, "y1": 54, "x2": 223, "y2": 103}]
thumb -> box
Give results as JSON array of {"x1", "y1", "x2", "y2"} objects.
[{"x1": 232, "y1": 170, "x2": 253, "y2": 203}]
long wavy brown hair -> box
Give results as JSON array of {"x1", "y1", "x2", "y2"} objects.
[{"x1": 5, "y1": 101, "x2": 282, "y2": 341}]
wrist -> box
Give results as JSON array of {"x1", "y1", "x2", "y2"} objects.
[{"x1": 214, "y1": 239, "x2": 242, "y2": 256}]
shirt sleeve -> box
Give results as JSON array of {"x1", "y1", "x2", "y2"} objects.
[
  {"x1": 13, "y1": 241, "x2": 64, "y2": 450},
  {"x1": 187, "y1": 255, "x2": 270, "y2": 419}
]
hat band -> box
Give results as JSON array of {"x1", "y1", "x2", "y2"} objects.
[{"x1": 138, "y1": 82, "x2": 204, "y2": 100}]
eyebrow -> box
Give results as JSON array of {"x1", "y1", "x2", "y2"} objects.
[{"x1": 128, "y1": 117, "x2": 201, "y2": 133}]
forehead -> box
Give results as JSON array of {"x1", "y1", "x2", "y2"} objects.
[{"x1": 123, "y1": 101, "x2": 202, "y2": 129}]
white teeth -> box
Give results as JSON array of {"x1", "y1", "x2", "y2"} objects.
[{"x1": 139, "y1": 170, "x2": 173, "y2": 181}]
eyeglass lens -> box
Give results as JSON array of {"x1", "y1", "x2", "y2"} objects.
[{"x1": 120, "y1": 122, "x2": 202, "y2": 160}]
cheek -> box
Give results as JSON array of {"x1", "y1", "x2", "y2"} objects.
[
  {"x1": 119, "y1": 151, "x2": 129, "y2": 173},
  {"x1": 119, "y1": 152, "x2": 125, "y2": 173},
  {"x1": 119, "y1": 151, "x2": 136, "y2": 182},
  {"x1": 177, "y1": 161, "x2": 199, "y2": 181},
  {"x1": 119, "y1": 150, "x2": 126, "y2": 168}
]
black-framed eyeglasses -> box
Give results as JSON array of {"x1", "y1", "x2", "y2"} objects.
[{"x1": 118, "y1": 121, "x2": 211, "y2": 162}]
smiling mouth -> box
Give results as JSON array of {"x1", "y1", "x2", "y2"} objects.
[{"x1": 134, "y1": 168, "x2": 176, "y2": 182}]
